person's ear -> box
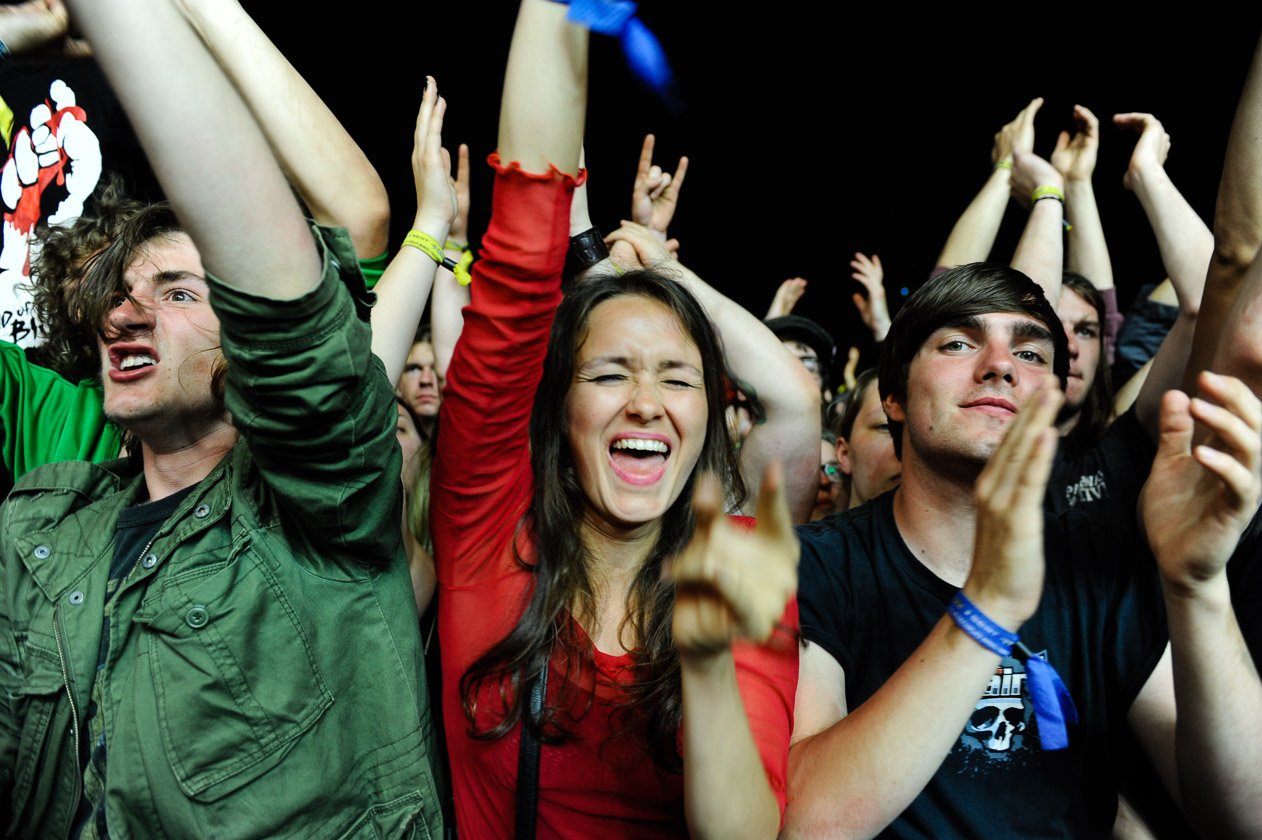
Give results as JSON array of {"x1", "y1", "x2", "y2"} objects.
[{"x1": 836, "y1": 437, "x2": 853, "y2": 477}]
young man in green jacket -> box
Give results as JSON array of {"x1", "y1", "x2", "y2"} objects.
[{"x1": 0, "y1": 0, "x2": 453, "y2": 836}]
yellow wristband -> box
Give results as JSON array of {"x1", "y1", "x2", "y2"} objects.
[
  {"x1": 993, "y1": 159, "x2": 1014, "y2": 171},
  {"x1": 445, "y1": 239, "x2": 468, "y2": 252},
  {"x1": 1031, "y1": 184, "x2": 1065, "y2": 204},
  {"x1": 404, "y1": 230, "x2": 472, "y2": 286}
]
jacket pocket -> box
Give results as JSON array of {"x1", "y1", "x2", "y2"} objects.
[
  {"x1": 135, "y1": 544, "x2": 333, "y2": 802},
  {"x1": 10, "y1": 641, "x2": 68, "y2": 825}
]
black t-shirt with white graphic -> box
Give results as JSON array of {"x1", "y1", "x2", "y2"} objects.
[
  {"x1": 797, "y1": 491, "x2": 1168, "y2": 839},
  {"x1": 1046, "y1": 408, "x2": 1154, "y2": 517}
]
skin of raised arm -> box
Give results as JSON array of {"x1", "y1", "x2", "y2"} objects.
[
  {"x1": 1053, "y1": 105, "x2": 1115, "y2": 291},
  {"x1": 498, "y1": 0, "x2": 586, "y2": 175},
  {"x1": 370, "y1": 82, "x2": 455, "y2": 386},
  {"x1": 671, "y1": 467, "x2": 798, "y2": 840},
  {"x1": 66, "y1": 0, "x2": 319, "y2": 299},
  {"x1": 432, "y1": 143, "x2": 472, "y2": 381},
  {"x1": 1009, "y1": 152, "x2": 1065, "y2": 306},
  {"x1": 1188, "y1": 35, "x2": 1262, "y2": 389},
  {"x1": 1129, "y1": 374, "x2": 1262, "y2": 838},
  {"x1": 784, "y1": 381, "x2": 1063, "y2": 837},
  {"x1": 174, "y1": 0, "x2": 390, "y2": 259},
  {"x1": 936, "y1": 98, "x2": 1042, "y2": 267},
  {"x1": 850, "y1": 252, "x2": 891, "y2": 341},
  {"x1": 607, "y1": 222, "x2": 820, "y2": 523}
]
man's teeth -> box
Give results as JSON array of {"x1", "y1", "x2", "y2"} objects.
[
  {"x1": 119, "y1": 354, "x2": 156, "y2": 370},
  {"x1": 611, "y1": 438, "x2": 669, "y2": 454}
]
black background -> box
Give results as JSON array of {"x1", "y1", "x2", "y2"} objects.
[{"x1": 244, "y1": 6, "x2": 1261, "y2": 371}]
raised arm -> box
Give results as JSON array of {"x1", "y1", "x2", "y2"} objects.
[
  {"x1": 765, "y1": 277, "x2": 807, "y2": 319},
  {"x1": 1112, "y1": 113, "x2": 1210, "y2": 437},
  {"x1": 1130, "y1": 372, "x2": 1262, "y2": 838},
  {"x1": 936, "y1": 98, "x2": 1041, "y2": 268},
  {"x1": 607, "y1": 222, "x2": 822, "y2": 525},
  {"x1": 1052, "y1": 104, "x2": 1114, "y2": 291},
  {"x1": 849, "y1": 252, "x2": 891, "y2": 342},
  {"x1": 370, "y1": 81, "x2": 456, "y2": 386},
  {"x1": 432, "y1": 143, "x2": 473, "y2": 381},
  {"x1": 784, "y1": 380, "x2": 1063, "y2": 837},
  {"x1": 67, "y1": 0, "x2": 318, "y2": 299},
  {"x1": 174, "y1": 0, "x2": 390, "y2": 260},
  {"x1": 1009, "y1": 151, "x2": 1065, "y2": 305},
  {"x1": 1188, "y1": 34, "x2": 1262, "y2": 391}
]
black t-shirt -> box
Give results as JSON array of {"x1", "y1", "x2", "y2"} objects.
[
  {"x1": 1046, "y1": 408, "x2": 1154, "y2": 517},
  {"x1": 797, "y1": 491, "x2": 1168, "y2": 839}
]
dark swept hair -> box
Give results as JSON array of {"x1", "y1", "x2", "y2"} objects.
[
  {"x1": 1059, "y1": 272, "x2": 1114, "y2": 453},
  {"x1": 877, "y1": 263, "x2": 1068, "y2": 459},
  {"x1": 28, "y1": 173, "x2": 146, "y2": 381},
  {"x1": 460, "y1": 269, "x2": 746, "y2": 772},
  {"x1": 67, "y1": 202, "x2": 228, "y2": 426}
]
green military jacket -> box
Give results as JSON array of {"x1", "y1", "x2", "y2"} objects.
[{"x1": 0, "y1": 227, "x2": 442, "y2": 838}]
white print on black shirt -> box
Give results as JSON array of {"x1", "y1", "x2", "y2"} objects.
[
  {"x1": 1064, "y1": 470, "x2": 1107, "y2": 508},
  {"x1": 960, "y1": 653, "x2": 1052, "y2": 759}
]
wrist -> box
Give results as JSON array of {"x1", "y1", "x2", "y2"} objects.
[
  {"x1": 412, "y1": 215, "x2": 451, "y2": 244},
  {"x1": 678, "y1": 643, "x2": 737, "y2": 676},
  {"x1": 1158, "y1": 562, "x2": 1232, "y2": 604},
  {"x1": 959, "y1": 583, "x2": 1031, "y2": 634}
]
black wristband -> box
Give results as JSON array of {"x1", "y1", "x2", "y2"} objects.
[{"x1": 566, "y1": 227, "x2": 609, "y2": 276}]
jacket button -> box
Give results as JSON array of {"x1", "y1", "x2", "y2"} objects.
[
  {"x1": 186, "y1": 605, "x2": 210, "y2": 629},
  {"x1": 68, "y1": 591, "x2": 84, "y2": 605},
  {"x1": 33, "y1": 545, "x2": 50, "y2": 559},
  {"x1": 141, "y1": 553, "x2": 158, "y2": 569},
  {"x1": 193, "y1": 504, "x2": 211, "y2": 518}
]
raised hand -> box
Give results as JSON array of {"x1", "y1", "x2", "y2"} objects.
[
  {"x1": 766, "y1": 277, "x2": 808, "y2": 318},
  {"x1": 631, "y1": 133, "x2": 688, "y2": 237},
  {"x1": 0, "y1": 0, "x2": 73, "y2": 55},
  {"x1": 670, "y1": 464, "x2": 798, "y2": 657},
  {"x1": 1051, "y1": 104, "x2": 1100, "y2": 183},
  {"x1": 411, "y1": 77, "x2": 457, "y2": 233},
  {"x1": 1141, "y1": 372, "x2": 1262, "y2": 591},
  {"x1": 1113, "y1": 112, "x2": 1172, "y2": 192},
  {"x1": 964, "y1": 377, "x2": 1063, "y2": 631},
  {"x1": 993, "y1": 97, "x2": 1045, "y2": 166},
  {"x1": 849, "y1": 252, "x2": 891, "y2": 341}
]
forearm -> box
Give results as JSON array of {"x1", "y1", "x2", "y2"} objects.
[
  {"x1": 499, "y1": 0, "x2": 586, "y2": 175},
  {"x1": 68, "y1": 0, "x2": 319, "y2": 299},
  {"x1": 178, "y1": 0, "x2": 389, "y2": 258},
  {"x1": 1129, "y1": 167, "x2": 1212, "y2": 315},
  {"x1": 370, "y1": 243, "x2": 444, "y2": 387},
  {"x1": 784, "y1": 616, "x2": 1001, "y2": 838},
  {"x1": 1010, "y1": 199, "x2": 1064, "y2": 305},
  {"x1": 1064, "y1": 180, "x2": 1114, "y2": 289},
  {"x1": 937, "y1": 169, "x2": 1011, "y2": 268},
  {"x1": 1164, "y1": 575, "x2": 1262, "y2": 838},
  {"x1": 681, "y1": 651, "x2": 780, "y2": 839},
  {"x1": 431, "y1": 257, "x2": 469, "y2": 381},
  {"x1": 1134, "y1": 315, "x2": 1197, "y2": 440},
  {"x1": 669, "y1": 264, "x2": 820, "y2": 521}
]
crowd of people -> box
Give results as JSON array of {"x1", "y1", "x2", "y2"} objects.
[{"x1": 0, "y1": 1, "x2": 1260, "y2": 838}]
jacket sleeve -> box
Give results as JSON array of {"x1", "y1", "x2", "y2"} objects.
[{"x1": 208, "y1": 223, "x2": 402, "y2": 566}]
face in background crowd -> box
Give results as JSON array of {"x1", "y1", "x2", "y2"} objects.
[
  {"x1": 812, "y1": 435, "x2": 843, "y2": 521},
  {"x1": 565, "y1": 294, "x2": 708, "y2": 534},
  {"x1": 838, "y1": 381, "x2": 901, "y2": 509},
  {"x1": 1057, "y1": 286, "x2": 1102, "y2": 416},
  {"x1": 399, "y1": 340, "x2": 442, "y2": 421}
]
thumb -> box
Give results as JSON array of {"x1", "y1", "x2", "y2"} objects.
[
  {"x1": 852, "y1": 292, "x2": 870, "y2": 317},
  {"x1": 1054, "y1": 130, "x2": 1070, "y2": 155},
  {"x1": 1156, "y1": 389, "x2": 1194, "y2": 460},
  {"x1": 691, "y1": 471, "x2": 724, "y2": 532}
]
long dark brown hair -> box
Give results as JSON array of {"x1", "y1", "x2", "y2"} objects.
[{"x1": 460, "y1": 269, "x2": 746, "y2": 771}]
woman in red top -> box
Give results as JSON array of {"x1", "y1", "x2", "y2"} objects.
[{"x1": 430, "y1": 3, "x2": 820, "y2": 837}]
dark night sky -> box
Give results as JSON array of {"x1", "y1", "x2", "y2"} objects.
[{"x1": 242, "y1": 5, "x2": 1262, "y2": 373}]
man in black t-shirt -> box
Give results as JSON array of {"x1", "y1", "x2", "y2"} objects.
[{"x1": 781, "y1": 264, "x2": 1262, "y2": 839}]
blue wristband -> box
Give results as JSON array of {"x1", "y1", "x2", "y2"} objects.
[
  {"x1": 948, "y1": 590, "x2": 1078, "y2": 751},
  {"x1": 948, "y1": 591, "x2": 1017, "y2": 657}
]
